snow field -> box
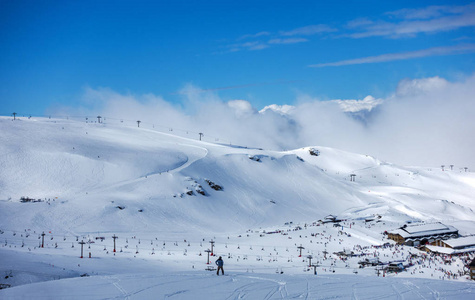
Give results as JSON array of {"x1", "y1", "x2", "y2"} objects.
[
  {"x1": 1, "y1": 217, "x2": 472, "y2": 281},
  {"x1": 1, "y1": 116, "x2": 474, "y2": 298},
  {"x1": 1, "y1": 271, "x2": 474, "y2": 300}
]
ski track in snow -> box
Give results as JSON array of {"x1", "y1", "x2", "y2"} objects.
[
  {"x1": 108, "y1": 276, "x2": 130, "y2": 300},
  {"x1": 0, "y1": 261, "x2": 474, "y2": 299}
]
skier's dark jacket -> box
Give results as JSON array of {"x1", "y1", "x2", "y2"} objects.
[{"x1": 215, "y1": 258, "x2": 224, "y2": 267}]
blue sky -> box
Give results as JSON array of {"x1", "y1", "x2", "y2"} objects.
[{"x1": 1, "y1": 0, "x2": 475, "y2": 116}]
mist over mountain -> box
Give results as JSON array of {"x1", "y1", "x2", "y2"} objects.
[{"x1": 51, "y1": 75, "x2": 475, "y2": 169}]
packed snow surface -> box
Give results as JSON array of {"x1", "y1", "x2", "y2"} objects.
[{"x1": 0, "y1": 116, "x2": 474, "y2": 298}]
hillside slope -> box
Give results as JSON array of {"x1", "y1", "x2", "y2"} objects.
[{"x1": 1, "y1": 116, "x2": 474, "y2": 237}]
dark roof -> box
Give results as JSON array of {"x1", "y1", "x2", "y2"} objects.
[{"x1": 469, "y1": 258, "x2": 475, "y2": 267}]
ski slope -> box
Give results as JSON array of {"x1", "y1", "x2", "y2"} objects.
[
  {"x1": 0, "y1": 116, "x2": 474, "y2": 298},
  {"x1": 2, "y1": 271, "x2": 473, "y2": 299}
]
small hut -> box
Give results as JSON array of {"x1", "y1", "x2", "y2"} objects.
[{"x1": 322, "y1": 214, "x2": 339, "y2": 223}]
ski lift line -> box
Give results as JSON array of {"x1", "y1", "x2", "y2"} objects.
[
  {"x1": 1, "y1": 229, "x2": 328, "y2": 252},
  {"x1": 87, "y1": 116, "x2": 204, "y2": 135},
  {"x1": 3, "y1": 248, "x2": 317, "y2": 264},
  {"x1": 0, "y1": 229, "x2": 226, "y2": 246},
  {"x1": 4, "y1": 241, "x2": 312, "y2": 263},
  {"x1": 6, "y1": 113, "x2": 207, "y2": 138},
  {"x1": 3, "y1": 228, "x2": 346, "y2": 253},
  {"x1": 2, "y1": 233, "x2": 302, "y2": 253},
  {"x1": 4, "y1": 241, "x2": 337, "y2": 269},
  {"x1": 2, "y1": 237, "x2": 295, "y2": 256},
  {"x1": 2, "y1": 238, "x2": 318, "y2": 261},
  {"x1": 6, "y1": 113, "x2": 266, "y2": 149},
  {"x1": 70, "y1": 115, "x2": 240, "y2": 147},
  {"x1": 0, "y1": 231, "x2": 316, "y2": 254},
  {"x1": 1, "y1": 113, "x2": 38, "y2": 117},
  {"x1": 95, "y1": 116, "x2": 234, "y2": 145}
]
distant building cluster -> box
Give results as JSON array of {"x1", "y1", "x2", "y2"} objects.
[
  {"x1": 387, "y1": 222, "x2": 475, "y2": 254},
  {"x1": 387, "y1": 221, "x2": 475, "y2": 280}
]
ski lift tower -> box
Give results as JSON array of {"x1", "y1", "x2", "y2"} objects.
[
  {"x1": 297, "y1": 245, "x2": 305, "y2": 257},
  {"x1": 41, "y1": 232, "x2": 46, "y2": 248},
  {"x1": 112, "y1": 235, "x2": 118, "y2": 253},
  {"x1": 311, "y1": 264, "x2": 319, "y2": 275},
  {"x1": 205, "y1": 249, "x2": 212, "y2": 264},
  {"x1": 307, "y1": 255, "x2": 313, "y2": 267},
  {"x1": 79, "y1": 240, "x2": 86, "y2": 258}
]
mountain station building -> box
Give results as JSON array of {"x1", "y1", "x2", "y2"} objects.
[
  {"x1": 387, "y1": 222, "x2": 458, "y2": 246},
  {"x1": 423, "y1": 235, "x2": 475, "y2": 255}
]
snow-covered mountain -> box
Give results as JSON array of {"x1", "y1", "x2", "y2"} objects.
[
  {"x1": 1, "y1": 116, "x2": 474, "y2": 298},
  {"x1": 1, "y1": 116, "x2": 474, "y2": 235}
]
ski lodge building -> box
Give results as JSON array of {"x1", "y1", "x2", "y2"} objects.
[
  {"x1": 423, "y1": 235, "x2": 475, "y2": 255},
  {"x1": 387, "y1": 222, "x2": 458, "y2": 246},
  {"x1": 432, "y1": 235, "x2": 475, "y2": 250}
]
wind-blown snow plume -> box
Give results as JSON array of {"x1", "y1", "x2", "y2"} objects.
[{"x1": 69, "y1": 75, "x2": 475, "y2": 168}]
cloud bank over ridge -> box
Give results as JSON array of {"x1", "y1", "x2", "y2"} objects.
[{"x1": 69, "y1": 75, "x2": 475, "y2": 169}]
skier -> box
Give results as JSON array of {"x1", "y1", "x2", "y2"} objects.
[{"x1": 215, "y1": 256, "x2": 224, "y2": 275}]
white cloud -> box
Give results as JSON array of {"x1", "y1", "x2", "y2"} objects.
[
  {"x1": 224, "y1": 41, "x2": 269, "y2": 52},
  {"x1": 240, "y1": 41, "x2": 269, "y2": 51},
  {"x1": 331, "y1": 96, "x2": 383, "y2": 113},
  {"x1": 386, "y1": 4, "x2": 474, "y2": 20},
  {"x1": 259, "y1": 97, "x2": 382, "y2": 115},
  {"x1": 226, "y1": 24, "x2": 334, "y2": 52},
  {"x1": 227, "y1": 35, "x2": 308, "y2": 52},
  {"x1": 223, "y1": 3, "x2": 475, "y2": 54},
  {"x1": 346, "y1": 18, "x2": 374, "y2": 29},
  {"x1": 72, "y1": 75, "x2": 475, "y2": 169},
  {"x1": 395, "y1": 76, "x2": 448, "y2": 97},
  {"x1": 259, "y1": 104, "x2": 295, "y2": 115},
  {"x1": 279, "y1": 24, "x2": 337, "y2": 36},
  {"x1": 228, "y1": 100, "x2": 256, "y2": 117},
  {"x1": 349, "y1": 3, "x2": 475, "y2": 38},
  {"x1": 309, "y1": 44, "x2": 475, "y2": 67},
  {"x1": 238, "y1": 31, "x2": 271, "y2": 40},
  {"x1": 268, "y1": 38, "x2": 308, "y2": 45}
]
